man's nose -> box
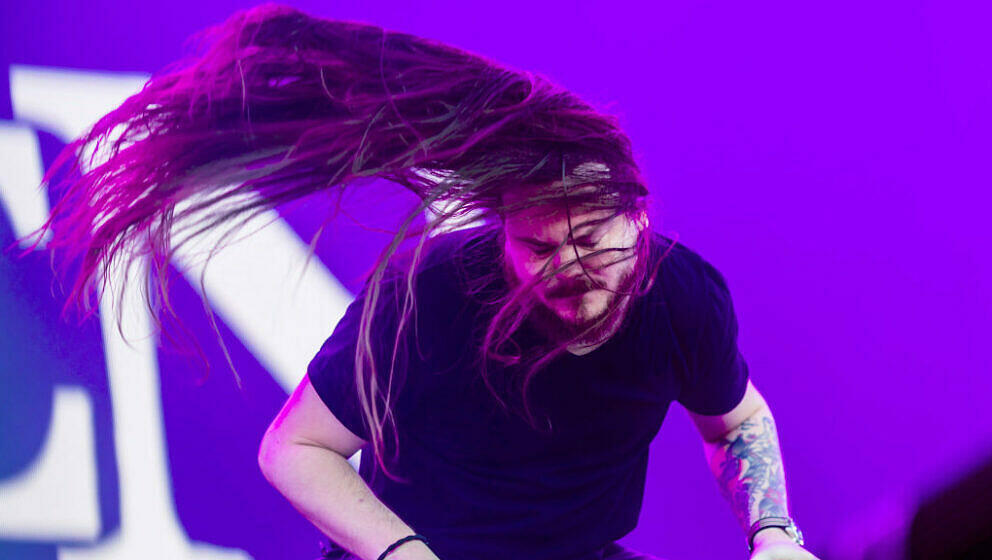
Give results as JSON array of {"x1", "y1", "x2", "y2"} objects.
[{"x1": 552, "y1": 244, "x2": 590, "y2": 269}]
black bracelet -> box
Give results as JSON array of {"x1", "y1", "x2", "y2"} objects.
[{"x1": 376, "y1": 534, "x2": 429, "y2": 560}]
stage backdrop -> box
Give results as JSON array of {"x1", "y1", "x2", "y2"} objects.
[{"x1": 2, "y1": 2, "x2": 990, "y2": 559}]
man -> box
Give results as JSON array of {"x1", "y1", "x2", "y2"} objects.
[
  {"x1": 258, "y1": 165, "x2": 818, "y2": 560},
  {"x1": 34, "y1": 5, "x2": 819, "y2": 559}
]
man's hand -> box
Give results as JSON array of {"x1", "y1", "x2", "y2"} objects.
[{"x1": 749, "y1": 528, "x2": 820, "y2": 560}]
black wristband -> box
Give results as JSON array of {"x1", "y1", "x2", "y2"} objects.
[{"x1": 377, "y1": 534, "x2": 429, "y2": 560}]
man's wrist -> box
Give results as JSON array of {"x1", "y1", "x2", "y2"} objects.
[
  {"x1": 751, "y1": 526, "x2": 793, "y2": 547},
  {"x1": 747, "y1": 514, "x2": 804, "y2": 553},
  {"x1": 380, "y1": 539, "x2": 438, "y2": 560}
]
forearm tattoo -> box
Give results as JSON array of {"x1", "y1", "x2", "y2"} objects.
[{"x1": 713, "y1": 414, "x2": 788, "y2": 530}]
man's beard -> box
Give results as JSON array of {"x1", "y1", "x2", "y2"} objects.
[{"x1": 522, "y1": 264, "x2": 639, "y2": 348}]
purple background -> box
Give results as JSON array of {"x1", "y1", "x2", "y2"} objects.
[{"x1": 2, "y1": 1, "x2": 990, "y2": 559}]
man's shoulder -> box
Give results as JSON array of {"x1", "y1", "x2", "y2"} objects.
[
  {"x1": 648, "y1": 230, "x2": 723, "y2": 280},
  {"x1": 642, "y1": 230, "x2": 731, "y2": 311},
  {"x1": 382, "y1": 226, "x2": 498, "y2": 276},
  {"x1": 376, "y1": 226, "x2": 502, "y2": 305},
  {"x1": 423, "y1": 226, "x2": 499, "y2": 265},
  {"x1": 645, "y1": 230, "x2": 693, "y2": 292},
  {"x1": 649, "y1": 230, "x2": 701, "y2": 267},
  {"x1": 415, "y1": 226, "x2": 502, "y2": 283}
]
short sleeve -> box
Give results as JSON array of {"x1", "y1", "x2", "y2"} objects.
[
  {"x1": 669, "y1": 246, "x2": 750, "y2": 416},
  {"x1": 306, "y1": 270, "x2": 407, "y2": 441}
]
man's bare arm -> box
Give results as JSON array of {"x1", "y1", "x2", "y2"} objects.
[
  {"x1": 258, "y1": 377, "x2": 439, "y2": 560},
  {"x1": 688, "y1": 381, "x2": 794, "y2": 543},
  {"x1": 704, "y1": 407, "x2": 789, "y2": 529}
]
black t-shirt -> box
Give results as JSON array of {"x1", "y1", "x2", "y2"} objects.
[{"x1": 307, "y1": 227, "x2": 750, "y2": 560}]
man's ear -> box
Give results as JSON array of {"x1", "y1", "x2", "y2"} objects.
[{"x1": 633, "y1": 209, "x2": 650, "y2": 232}]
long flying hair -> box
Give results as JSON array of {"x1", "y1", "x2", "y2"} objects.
[{"x1": 32, "y1": 3, "x2": 662, "y2": 480}]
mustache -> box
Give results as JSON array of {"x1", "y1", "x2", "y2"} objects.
[{"x1": 545, "y1": 276, "x2": 601, "y2": 299}]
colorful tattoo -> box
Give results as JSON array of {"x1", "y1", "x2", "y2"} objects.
[{"x1": 713, "y1": 414, "x2": 788, "y2": 530}]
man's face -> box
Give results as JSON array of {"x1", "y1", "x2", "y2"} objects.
[{"x1": 502, "y1": 195, "x2": 645, "y2": 339}]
